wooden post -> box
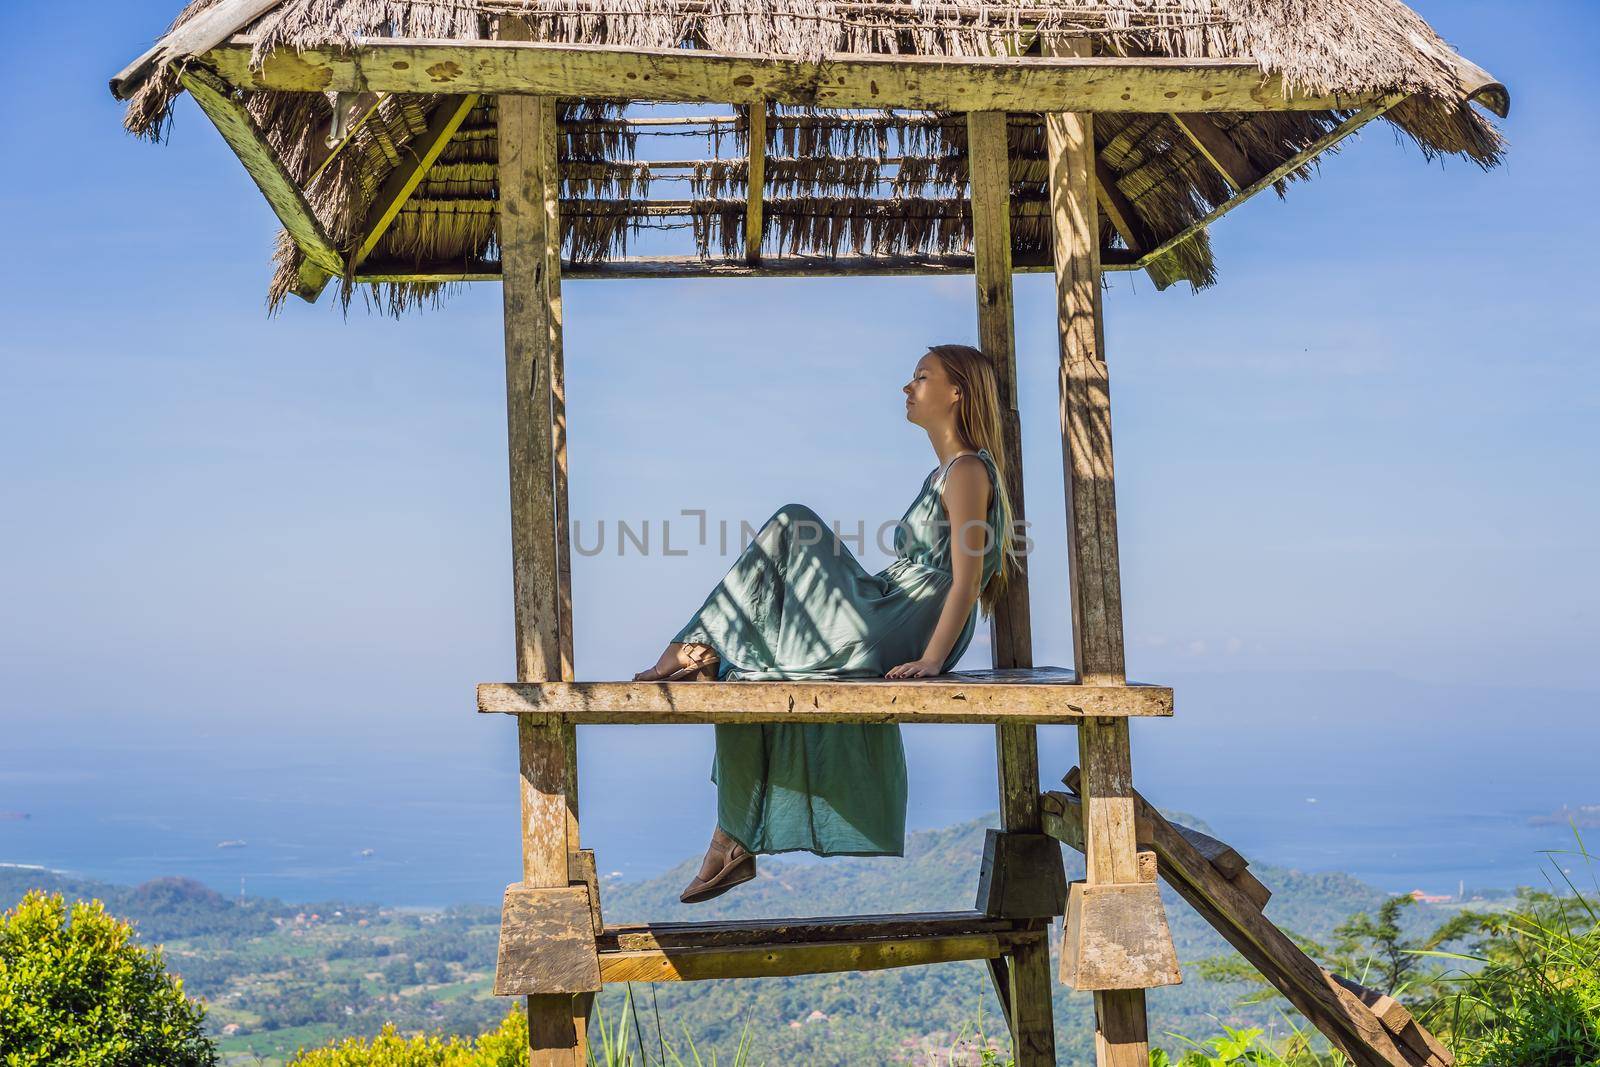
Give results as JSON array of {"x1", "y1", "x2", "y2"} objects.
[
  {"x1": 1043, "y1": 35, "x2": 1160, "y2": 1067},
  {"x1": 967, "y1": 109, "x2": 1055, "y2": 1067},
  {"x1": 498, "y1": 11, "x2": 588, "y2": 1060},
  {"x1": 744, "y1": 101, "x2": 767, "y2": 263}
]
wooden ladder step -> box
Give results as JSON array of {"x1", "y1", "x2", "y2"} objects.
[
  {"x1": 594, "y1": 911, "x2": 1043, "y2": 983},
  {"x1": 479, "y1": 666, "x2": 1173, "y2": 724},
  {"x1": 1042, "y1": 773, "x2": 1453, "y2": 1067}
]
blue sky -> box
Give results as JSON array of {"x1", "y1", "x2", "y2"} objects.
[{"x1": 1, "y1": 1, "x2": 1597, "y2": 896}]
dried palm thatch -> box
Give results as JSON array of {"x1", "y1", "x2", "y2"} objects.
[{"x1": 114, "y1": 0, "x2": 1506, "y2": 313}]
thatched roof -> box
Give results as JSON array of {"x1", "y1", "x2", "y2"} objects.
[{"x1": 114, "y1": 0, "x2": 1507, "y2": 312}]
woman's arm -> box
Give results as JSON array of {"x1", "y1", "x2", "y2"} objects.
[{"x1": 885, "y1": 457, "x2": 990, "y2": 679}]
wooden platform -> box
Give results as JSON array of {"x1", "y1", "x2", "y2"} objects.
[
  {"x1": 477, "y1": 667, "x2": 1172, "y2": 724},
  {"x1": 594, "y1": 911, "x2": 1043, "y2": 983}
]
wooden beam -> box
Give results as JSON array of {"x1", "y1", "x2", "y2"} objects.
[
  {"x1": 599, "y1": 911, "x2": 1017, "y2": 951},
  {"x1": 1170, "y1": 114, "x2": 1259, "y2": 192},
  {"x1": 478, "y1": 669, "x2": 1173, "y2": 724},
  {"x1": 203, "y1": 37, "x2": 1385, "y2": 113},
  {"x1": 351, "y1": 93, "x2": 479, "y2": 268},
  {"x1": 1138, "y1": 96, "x2": 1406, "y2": 269},
  {"x1": 499, "y1": 56, "x2": 587, "y2": 1063},
  {"x1": 968, "y1": 106, "x2": 1057, "y2": 1067},
  {"x1": 599, "y1": 932, "x2": 1016, "y2": 983},
  {"x1": 1093, "y1": 160, "x2": 1156, "y2": 258},
  {"x1": 177, "y1": 68, "x2": 344, "y2": 297},
  {"x1": 354, "y1": 249, "x2": 1143, "y2": 284},
  {"x1": 110, "y1": 0, "x2": 283, "y2": 100},
  {"x1": 744, "y1": 102, "x2": 767, "y2": 262},
  {"x1": 1045, "y1": 33, "x2": 1160, "y2": 1067}
]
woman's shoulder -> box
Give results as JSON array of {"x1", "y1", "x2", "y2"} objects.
[{"x1": 940, "y1": 451, "x2": 995, "y2": 497}]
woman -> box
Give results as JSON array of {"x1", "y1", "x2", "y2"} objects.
[{"x1": 634, "y1": 344, "x2": 1019, "y2": 903}]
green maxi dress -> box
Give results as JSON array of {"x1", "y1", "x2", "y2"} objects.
[{"x1": 671, "y1": 448, "x2": 1006, "y2": 858}]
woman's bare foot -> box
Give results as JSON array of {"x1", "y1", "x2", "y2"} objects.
[
  {"x1": 680, "y1": 826, "x2": 757, "y2": 903},
  {"x1": 632, "y1": 642, "x2": 720, "y2": 681}
]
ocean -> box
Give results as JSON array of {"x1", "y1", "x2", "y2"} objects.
[{"x1": 3, "y1": 669, "x2": 1595, "y2": 907}]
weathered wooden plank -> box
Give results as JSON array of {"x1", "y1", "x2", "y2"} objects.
[
  {"x1": 202, "y1": 37, "x2": 1384, "y2": 113},
  {"x1": 599, "y1": 911, "x2": 1019, "y2": 952},
  {"x1": 599, "y1": 932, "x2": 1015, "y2": 983},
  {"x1": 477, "y1": 670, "x2": 1173, "y2": 724},
  {"x1": 1168, "y1": 824, "x2": 1246, "y2": 878},
  {"x1": 1331, "y1": 974, "x2": 1454, "y2": 1066},
  {"x1": 1171, "y1": 113, "x2": 1259, "y2": 191},
  {"x1": 976, "y1": 830, "x2": 1068, "y2": 919},
  {"x1": 352, "y1": 93, "x2": 479, "y2": 268},
  {"x1": 744, "y1": 102, "x2": 767, "y2": 262},
  {"x1": 495, "y1": 885, "x2": 602, "y2": 995},
  {"x1": 178, "y1": 68, "x2": 343, "y2": 286}
]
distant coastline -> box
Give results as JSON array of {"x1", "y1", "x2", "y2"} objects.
[{"x1": 1530, "y1": 804, "x2": 1600, "y2": 829}]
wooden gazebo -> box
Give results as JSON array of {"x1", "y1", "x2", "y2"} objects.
[{"x1": 112, "y1": 2, "x2": 1506, "y2": 1064}]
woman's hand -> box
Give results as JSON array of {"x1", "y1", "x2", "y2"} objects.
[{"x1": 885, "y1": 658, "x2": 943, "y2": 679}]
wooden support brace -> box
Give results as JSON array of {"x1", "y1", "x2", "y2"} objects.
[
  {"x1": 1170, "y1": 113, "x2": 1260, "y2": 192},
  {"x1": 352, "y1": 93, "x2": 479, "y2": 269},
  {"x1": 976, "y1": 830, "x2": 1068, "y2": 919},
  {"x1": 1044, "y1": 783, "x2": 1431, "y2": 1066},
  {"x1": 177, "y1": 67, "x2": 342, "y2": 300},
  {"x1": 1062, "y1": 767, "x2": 1273, "y2": 908},
  {"x1": 1061, "y1": 881, "x2": 1182, "y2": 990}
]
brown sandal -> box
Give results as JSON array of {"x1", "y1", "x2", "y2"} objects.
[
  {"x1": 633, "y1": 645, "x2": 720, "y2": 682},
  {"x1": 680, "y1": 831, "x2": 757, "y2": 904}
]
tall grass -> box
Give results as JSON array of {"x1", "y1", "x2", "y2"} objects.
[
  {"x1": 1416, "y1": 828, "x2": 1600, "y2": 1066},
  {"x1": 589, "y1": 989, "x2": 756, "y2": 1067}
]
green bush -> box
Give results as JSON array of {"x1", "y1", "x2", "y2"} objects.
[
  {"x1": 288, "y1": 1008, "x2": 527, "y2": 1066},
  {"x1": 0, "y1": 890, "x2": 216, "y2": 1067}
]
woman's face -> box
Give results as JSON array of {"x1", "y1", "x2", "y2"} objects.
[{"x1": 903, "y1": 352, "x2": 960, "y2": 430}]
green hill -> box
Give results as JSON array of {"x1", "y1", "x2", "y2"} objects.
[{"x1": 1, "y1": 814, "x2": 1439, "y2": 1066}]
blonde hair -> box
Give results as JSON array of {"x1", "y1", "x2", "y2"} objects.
[{"x1": 925, "y1": 344, "x2": 1020, "y2": 618}]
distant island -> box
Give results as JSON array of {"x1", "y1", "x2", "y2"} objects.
[
  {"x1": 0, "y1": 812, "x2": 29, "y2": 821},
  {"x1": 1530, "y1": 804, "x2": 1600, "y2": 828}
]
